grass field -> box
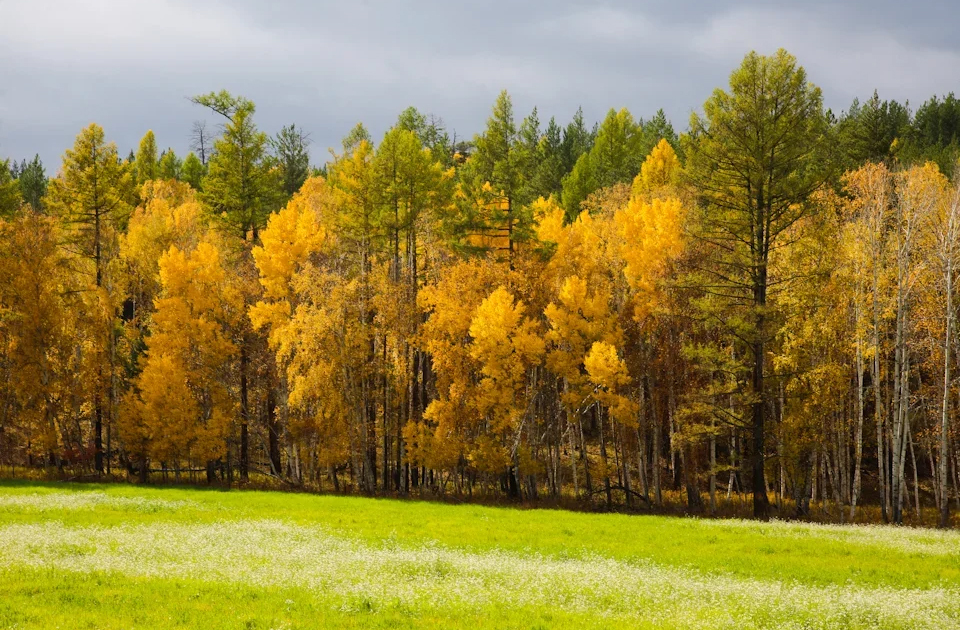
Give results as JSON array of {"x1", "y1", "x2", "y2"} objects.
[{"x1": 0, "y1": 481, "x2": 957, "y2": 629}]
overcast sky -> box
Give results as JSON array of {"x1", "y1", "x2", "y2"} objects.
[{"x1": 2, "y1": 0, "x2": 959, "y2": 171}]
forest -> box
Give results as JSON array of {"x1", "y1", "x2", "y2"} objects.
[{"x1": 2, "y1": 48, "x2": 960, "y2": 528}]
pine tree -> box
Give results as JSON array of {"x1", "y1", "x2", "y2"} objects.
[
  {"x1": 193, "y1": 90, "x2": 281, "y2": 241},
  {"x1": 181, "y1": 152, "x2": 205, "y2": 191},
  {"x1": 686, "y1": 49, "x2": 830, "y2": 519},
  {"x1": 273, "y1": 124, "x2": 311, "y2": 198},
  {"x1": 46, "y1": 123, "x2": 133, "y2": 474},
  {"x1": 18, "y1": 155, "x2": 47, "y2": 211},
  {"x1": 135, "y1": 130, "x2": 159, "y2": 183},
  {"x1": 158, "y1": 148, "x2": 182, "y2": 180}
]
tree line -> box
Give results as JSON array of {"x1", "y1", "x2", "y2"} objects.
[{"x1": 2, "y1": 49, "x2": 960, "y2": 526}]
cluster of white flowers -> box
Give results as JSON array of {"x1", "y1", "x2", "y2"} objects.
[
  {"x1": 0, "y1": 491, "x2": 201, "y2": 514},
  {"x1": 694, "y1": 516, "x2": 960, "y2": 557},
  {"x1": 0, "y1": 506, "x2": 956, "y2": 629}
]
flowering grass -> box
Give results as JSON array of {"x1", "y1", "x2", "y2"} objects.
[{"x1": 0, "y1": 481, "x2": 958, "y2": 629}]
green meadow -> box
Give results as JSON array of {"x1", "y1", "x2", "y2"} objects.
[{"x1": 0, "y1": 481, "x2": 957, "y2": 629}]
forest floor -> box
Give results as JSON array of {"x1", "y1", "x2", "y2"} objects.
[{"x1": 0, "y1": 481, "x2": 958, "y2": 629}]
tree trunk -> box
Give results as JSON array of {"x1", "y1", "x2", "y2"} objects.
[
  {"x1": 239, "y1": 342, "x2": 249, "y2": 482},
  {"x1": 682, "y1": 444, "x2": 703, "y2": 513},
  {"x1": 940, "y1": 259, "x2": 954, "y2": 528},
  {"x1": 267, "y1": 384, "x2": 281, "y2": 477},
  {"x1": 709, "y1": 418, "x2": 717, "y2": 516},
  {"x1": 751, "y1": 335, "x2": 770, "y2": 519},
  {"x1": 598, "y1": 405, "x2": 612, "y2": 509},
  {"x1": 851, "y1": 328, "x2": 865, "y2": 520},
  {"x1": 651, "y1": 377, "x2": 662, "y2": 506}
]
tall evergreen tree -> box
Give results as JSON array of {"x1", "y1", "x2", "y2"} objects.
[
  {"x1": 17, "y1": 155, "x2": 47, "y2": 211},
  {"x1": 158, "y1": 148, "x2": 182, "y2": 180},
  {"x1": 685, "y1": 49, "x2": 830, "y2": 519},
  {"x1": 135, "y1": 130, "x2": 159, "y2": 183},
  {"x1": 181, "y1": 152, "x2": 205, "y2": 191},
  {"x1": 908, "y1": 93, "x2": 960, "y2": 173},
  {"x1": 561, "y1": 106, "x2": 592, "y2": 175},
  {"x1": 530, "y1": 116, "x2": 565, "y2": 200},
  {"x1": 192, "y1": 90, "x2": 280, "y2": 241},
  {"x1": 838, "y1": 91, "x2": 909, "y2": 168},
  {"x1": 191, "y1": 90, "x2": 281, "y2": 481},
  {"x1": 561, "y1": 108, "x2": 646, "y2": 219},
  {"x1": 459, "y1": 90, "x2": 536, "y2": 253},
  {"x1": 640, "y1": 109, "x2": 679, "y2": 157},
  {"x1": 272, "y1": 124, "x2": 311, "y2": 198},
  {"x1": 46, "y1": 124, "x2": 133, "y2": 474}
]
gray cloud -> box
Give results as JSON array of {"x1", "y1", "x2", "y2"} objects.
[{"x1": 1, "y1": 0, "x2": 958, "y2": 172}]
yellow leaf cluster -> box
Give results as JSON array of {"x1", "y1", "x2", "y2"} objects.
[{"x1": 616, "y1": 196, "x2": 685, "y2": 320}]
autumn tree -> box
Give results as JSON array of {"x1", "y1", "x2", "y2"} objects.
[
  {"x1": 0, "y1": 213, "x2": 80, "y2": 469},
  {"x1": 120, "y1": 179, "x2": 203, "y2": 324},
  {"x1": 888, "y1": 163, "x2": 942, "y2": 524},
  {"x1": 469, "y1": 286, "x2": 544, "y2": 496},
  {"x1": 46, "y1": 123, "x2": 133, "y2": 474},
  {"x1": 843, "y1": 163, "x2": 895, "y2": 520},
  {"x1": 0, "y1": 159, "x2": 21, "y2": 217},
  {"x1": 250, "y1": 177, "x2": 333, "y2": 479},
  {"x1": 121, "y1": 240, "x2": 242, "y2": 480},
  {"x1": 939, "y1": 175, "x2": 960, "y2": 528}
]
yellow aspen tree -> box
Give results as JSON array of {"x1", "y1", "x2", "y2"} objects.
[
  {"x1": 0, "y1": 214, "x2": 79, "y2": 469},
  {"x1": 843, "y1": 162, "x2": 895, "y2": 521},
  {"x1": 631, "y1": 138, "x2": 682, "y2": 200},
  {"x1": 416, "y1": 259, "x2": 509, "y2": 480},
  {"x1": 120, "y1": 179, "x2": 203, "y2": 322},
  {"x1": 928, "y1": 172, "x2": 960, "y2": 527},
  {"x1": 469, "y1": 286, "x2": 544, "y2": 495},
  {"x1": 616, "y1": 196, "x2": 685, "y2": 320},
  {"x1": 121, "y1": 240, "x2": 242, "y2": 479},
  {"x1": 545, "y1": 275, "x2": 621, "y2": 500},
  {"x1": 889, "y1": 163, "x2": 942, "y2": 524},
  {"x1": 615, "y1": 192, "x2": 686, "y2": 507},
  {"x1": 585, "y1": 340, "x2": 638, "y2": 507},
  {"x1": 250, "y1": 176, "x2": 337, "y2": 483},
  {"x1": 250, "y1": 176, "x2": 333, "y2": 333}
]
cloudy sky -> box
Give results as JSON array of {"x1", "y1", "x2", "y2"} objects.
[{"x1": 1, "y1": 0, "x2": 958, "y2": 170}]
